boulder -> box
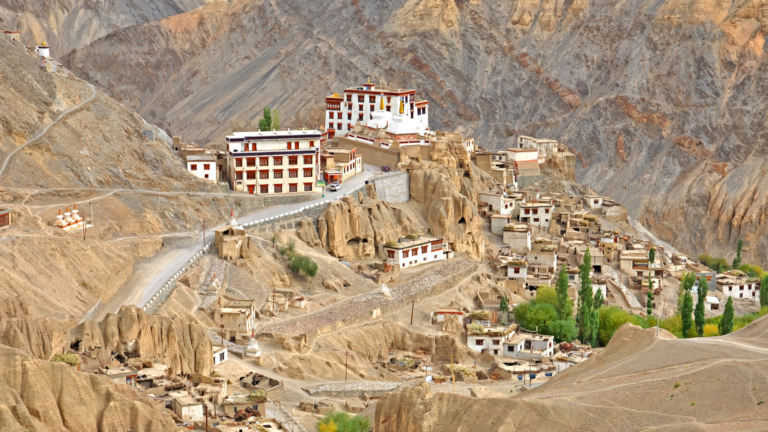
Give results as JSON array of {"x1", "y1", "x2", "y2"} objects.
[{"x1": 296, "y1": 217, "x2": 322, "y2": 247}]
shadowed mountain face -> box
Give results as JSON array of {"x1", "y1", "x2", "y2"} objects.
[
  {"x1": 0, "y1": 0, "x2": 208, "y2": 55},
  {"x1": 58, "y1": 0, "x2": 768, "y2": 266}
]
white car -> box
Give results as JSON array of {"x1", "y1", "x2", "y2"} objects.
[{"x1": 329, "y1": 183, "x2": 341, "y2": 191}]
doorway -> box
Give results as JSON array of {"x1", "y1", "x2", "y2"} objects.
[{"x1": 248, "y1": 185, "x2": 255, "y2": 194}]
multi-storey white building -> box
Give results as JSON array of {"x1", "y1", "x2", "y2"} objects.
[
  {"x1": 503, "y1": 333, "x2": 555, "y2": 361},
  {"x1": 383, "y1": 236, "x2": 446, "y2": 269},
  {"x1": 467, "y1": 326, "x2": 515, "y2": 356},
  {"x1": 517, "y1": 136, "x2": 559, "y2": 163},
  {"x1": 717, "y1": 275, "x2": 761, "y2": 301},
  {"x1": 187, "y1": 155, "x2": 217, "y2": 183},
  {"x1": 225, "y1": 130, "x2": 320, "y2": 194},
  {"x1": 324, "y1": 81, "x2": 429, "y2": 138},
  {"x1": 519, "y1": 202, "x2": 554, "y2": 228}
]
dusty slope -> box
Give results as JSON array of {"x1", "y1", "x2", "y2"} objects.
[
  {"x1": 375, "y1": 317, "x2": 768, "y2": 431},
  {"x1": 0, "y1": 344, "x2": 177, "y2": 432},
  {"x1": 63, "y1": 0, "x2": 768, "y2": 266},
  {"x1": 0, "y1": 0, "x2": 207, "y2": 56}
]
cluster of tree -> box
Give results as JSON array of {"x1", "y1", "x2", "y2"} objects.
[
  {"x1": 317, "y1": 411, "x2": 370, "y2": 432},
  {"x1": 259, "y1": 107, "x2": 280, "y2": 131},
  {"x1": 513, "y1": 266, "x2": 578, "y2": 343},
  {"x1": 278, "y1": 239, "x2": 318, "y2": 279},
  {"x1": 698, "y1": 238, "x2": 763, "y2": 276},
  {"x1": 577, "y1": 248, "x2": 603, "y2": 347}
]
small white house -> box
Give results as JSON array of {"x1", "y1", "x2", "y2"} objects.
[
  {"x1": 716, "y1": 276, "x2": 760, "y2": 301},
  {"x1": 172, "y1": 395, "x2": 204, "y2": 421},
  {"x1": 491, "y1": 214, "x2": 514, "y2": 236},
  {"x1": 705, "y1": 296, "x2": 720, "y2": 311},
  {"x1": 519, "y1": 202, "x2": 554, "y2": 228},
  {"x1": 434, "y1": 307, "x2": 464, "y2": 324},
  {"x1": 213, "y1": 345, "x2": 228, "y2": 365},
  {"x1": 583, "y1": 194, "x2": 603, "y2": 209},
  {"x1": 506, "y1": 260, "x2": 528, "y2": 280},
  {"x1": 503, "y1": 333, "x2": 555, "y2": 361},
  {"x1": 467, "y1": 326, "x2": 515, "y2": 356},
  {"x1": 502, "y1": 223, "x2": 531, "y2": 253},
  {"x1": 35, "y1": 43, "x2": 50, "y2": 58},
  {"x1": 187, "y1": 154, "x2": 217, "y2": 183},
  {"x1": 384, "y1": 236, "x2": 446, "y2": 269}
]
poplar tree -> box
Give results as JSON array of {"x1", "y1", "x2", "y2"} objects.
[
  {"x1": 760, "y1": 275, "x2": 768, "y2": 309},
  {"x1": 555, "y1": 265, "x2": 571, "y2": 319},
  {"x1": 272, "y1": 110, "x2": 280, "y2": 130},
  {"x1": 589, "y1": 288, "x2": 604, "y2": 347},
  {"x1": 732, "y1": 238, "x2": 743, "y2": 269},
  {"x1": 694, "y1": 278, "x2": 707, "y2": 337},
  {"x1": 681, "y1": 290, "x2": 693, "y2": 338},
  {"x1": 577, "y1": 248, "x2": 594, "y2": 343},
  {"x1": 647, "y1": 279, "x2": 654, "y2": 317},
  {"x1": 649, "y1": 247, "x2": 656, "y2": 266},
  {"x1": 258, "y1": 108, "x2": 272, "y2": 131},
  {"x1": 719, "y1": 297, "x2": 734, "y2": 335}
]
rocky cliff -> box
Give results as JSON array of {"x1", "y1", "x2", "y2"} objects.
[
  {"x1": 0, "y1": 344, "x2": 177, "y2": 431},
  {"x1": 375, "y1": 318, "x2": 768, "y2": 431},
  {"x1": 60, "y1": 0, "x2": 768, "y2": 265}
]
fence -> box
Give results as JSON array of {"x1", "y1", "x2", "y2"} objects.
[{"x1": 141, "y1": 243, "x2": 212, "y2": 310}]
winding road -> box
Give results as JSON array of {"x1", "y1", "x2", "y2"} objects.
[{"x1": 0, "y1": 82, "x2": 97, "y2": 179}]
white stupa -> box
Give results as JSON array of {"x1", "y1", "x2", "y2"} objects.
[
  {"x1": 381, "y1": 283, "x2": 392, "y2": 300},
  {"x1": 55, "y1": 208, "x2": 67, "y2": 228},
  {"x1": 245, "y1": 331, "x2": 262, "y2": 364},
  {"x1": 229, "y1": 209, "x2": 243, "y2": 229}
]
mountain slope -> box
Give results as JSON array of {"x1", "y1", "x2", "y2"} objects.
[
  {"x1": 62, "y1": 0, "x2": 768, "y2": 266},
  {"x1": 375, "y1": 318, "x2": 768, "y2": 431}
]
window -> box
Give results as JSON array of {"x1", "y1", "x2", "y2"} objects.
[
  {"x1": 637, "y1": 271, "x2": 643, "y2": 277},
  {"x1": 387, "y1": 250, "x2": 395, "y2": 259},
  {"x1": 260, "y1": 170, "x2": 269, "y2": 179},
  {"x1": 304, "y1": 155, "x2": 313, "y2": 164},
  {"x1": 244, "y1": 143, "x2": 249, "y2": 151},
  {"x1": 304, "y1": 168, "x2": 313, "y2": 177},
  {"x1": 337, "y1": 122, "x2": 342, "y2": 129},
  {"x1": 370, "y1": 104, "x2": 374, "y2": 111},
  {"x1": 369, "y1": 95, "x2": 375, "y2": 103},
  {"x1": 289, "y1": 184, "x2": 298, "y2": 192},
  {"x1": 204, "y1": 174, "x2": 209, "y2": 179},
  {"x1": 412, "y1": 248, "x2": 419, "y2": 256},
  {"x1": 289, "y1": 156, "x2": 298, "y2": 165},
  {"x1": 274, "y1": 184, "x2": 282, "y2": 193},
  {"x1": 247, "y1": 171, "x2": 256, "y2": 180},
  {"x1": 287, "y1": 142, "x2": 293, "y2": 150},
  {"x1": 274, "y1": 170, "x2": 283, "y2": 179},
  {"x1": 204, "y1": 164, "x2": 210, "y2": 170},
  {"x1": 493, "y1": 340, "x2": 500, "y2": 345},
  {"x1": 358, "y1": 113, "x2": 363, "y2": 121},
  {"x1": 246, "y1": 158, "x2": 255, "y2": 167},
  {"x1": 357, "y1": 95, "x2": 364, "y2": 102},
  {"x1": 524, "y1": 209, "x2": 530, "y2": 215},
  {"x1": 236, "y1": 172, "x2": 242, "y2": 180},
  {"x1": 421, "y1": 246, "x2": 428, "y2": 254},
  {"x1": 508, "y1": 346, "x2": 515, "y2": 352},
  {"x1": 740, "y1": 285, "x2": 744, "y2": 291},
  {"x1": 403, "y1": 250, "x2": 409, "y2": 258},
  {"x1": 294, "y1": 141, "x2": 299, "y2": 148},
  {"x1": 304, "y1": 183, "x2": 313, "y2": 191},
  {"x1": 729, "y1": 286, "x2": 732, "y2": 291},
  {"x1": 475, "y1": 339, "x2": 484, "y2": 346},
  {"x1": 532, "y1": 209, "x2": 538, "y2": 215},
  {"x1": 260, "y1": 185, "x2": 268, "y2": 193},
  {"x1": 533, "y1": 218, "x2": 539, "y2": 222},
  {"x1": 219, "y1": 352, "x2": 225, "y2": 362},
  {"x1": 347, "y1": 113, "x2": 351, "y2": 121},
  {"x1": 259, "y1": 157, "x2": 269, "y2": 166},
  {"x1": 545, "y1": 208, "x2": 550, "y2": 214},
  {"x1": 236, "y1": 158, "x2": 243, "y2": 167},
  {"x1": 431, "y1": 242, "x2": 442, "y2": 252},
  {"x1": 190, "y1": 164, "x2": 197, "y2": 170},
  {"x1": 309, "y1": 141, "x2": 314, "y2": 147},
  {"x1": 288, "y1": 169, "x2": 298, "y2": 178},
  {"x1": 346, "y1": 95, "x2": 351, "y2": 102},
  {"x1": 274, "y1": 156, "x2": 283, "y2": 165},
  {"x1": 514, "y1": 268, "x2": 520, "y2": 274}
]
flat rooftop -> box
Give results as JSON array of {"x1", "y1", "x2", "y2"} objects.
[{"x1": 384, "y1": 236, "x2": 442, "y2": 250}]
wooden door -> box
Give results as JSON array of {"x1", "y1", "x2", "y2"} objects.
[{"x1": 247, "y1": 185, "x2": 255, "y2": 194}]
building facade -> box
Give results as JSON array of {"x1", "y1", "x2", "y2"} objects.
[
  {"x1": 0, "y1": 209, "x2": 10, "y2": 230},
  {"x1": 383, "y1": 236, "x2": 446, "y2": 269},
  {"x1": 226, "y1": 130, "x2": 320, "y2": 194},
  {"x1": 187, "y1": 155, "x2": 217, "y2": 183}
]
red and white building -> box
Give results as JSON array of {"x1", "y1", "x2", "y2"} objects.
[
  {"x1": 383, "y1": 236, "x2": 446, "y2": 269},
  {"x1": 186, "y1": 154, "x2": 217, "y2": 183},
  {"x1": 225, "y1": 130, "x2": 320, "y2": 195},
  {"x1": 320, "y1": 147, "x2": 362, "y2": 184},
  {"x1": 324, "y1": 81, "x2": 429, "y2": 139}
]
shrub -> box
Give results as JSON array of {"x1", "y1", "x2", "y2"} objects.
[
  {"x1": 289, "y1": 253, "x2": 319, "y2": 278},
  {"x1": 405, "y1": 234, "x2": 419, "y2": 240},
  {"x1": 51, "y1": 353, "x2": 79, "y2": 366},
  {"x1": 596, "y1": 306, "x2": 649, "y2": 346},
  {"x1": 674, "y1": 383, "x2": 681, "y2": 388},
  {"x1": 545, "y1": 319, "x2": 578, "y2": 343},
  {"x1": 316, "y1": 411, "x2": 370, "y2": 432},
  {"x1": 384, "y1": 241, "x2": 398, "y2": 248},
  {"x1": 702, "y1": 324, "x2": 720, "y2": 337}
]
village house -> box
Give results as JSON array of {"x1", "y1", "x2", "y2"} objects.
[
  {"x1": 320, "y1": 146, "x2": 363, "y2": 185},
  {"x1": 686, "y1": 262, "x2": 717, "y2": 293},
  {"x1": 476, "y1": 292, "x2": 502, "y2": 313},
  {"x1": 506, "y1": 260, "x2": 528, "y2": 280},
  {"x1": 214, "y1": 295, "x2": 258, "y2": 341},
  {"x1": 214, "y1": 224, "x2": 246, "y2": 260},
  {"x1": 528, "y1": 241, "x2": 558, "y2": 269},
  {"x1": 186, "y1": 154, "x2": 217, "y2": 183},
  {"x1": 3, "y1": 30, "x2": 20, "y2": 42},
  {"x1": 491, "y1": 214, "x2": 515, "y2": 235},
  {"x1": 502, "y1": 223, "x2": 532, "y2": 253},
  {"x1": 716, "y1": 272, "x2": 761, "y2": 301},
  {"x1": 0, "y1": 209, "x2": 11, "y2": 230},
  {"x1": 505, "y1": 148, "x2": 541, "y2": 187},
  {"x1": 519, "y1": 202, "x2": 554, "y2": 228},
  {"x1": 478, "y1": 192, "x2": 517, "y2": 215},
  {"x1": 225, "y1": 129, "x2": 320, "y2": 194},
  {"x1": 383, "y1": 235, "x2": 446, "y2": 269},
  {"x1": 467, "y1": 325, "x2": 515, "y2": 356},
  {"x1": 583, "y1": 194, "x2": 604, "y2": 210},
  {"x1": 577, "y1": 246, "x2": 604, "y2": 274},
  {"x1": 503, "y1": 333, "x2": 555, "y2": 362},
  {"x1": 172, "y1": 395, "x2": 204, "y2": 422},
  {"x1": 516, "y1": 136, "x2": 559, "y2": 163},
  {"x1": 433, "y1": 307, "x2": 464, "y2": 324},
  {"x1": 220, "y1": 394, "x2": 267, "y2": 418},
  {"x1": 213, "y1": 345, "x2": 228, "y2": 366},
  {"x1": 706, "y1": 295, "x2": 720, "y2": 311}
]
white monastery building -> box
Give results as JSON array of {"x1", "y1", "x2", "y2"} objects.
[
  {"x1": 324, "y1": 81, "x2": 429, "y2": 138},
  {"x1": 187, "y1": 154, "x2": 217, "y2": 183},
  {"x1": 225, "y1": 130, "x2": 320, "y2": 194},
  {"x1": 383, "y1": 236, "x2": 446, "y2": 269}
]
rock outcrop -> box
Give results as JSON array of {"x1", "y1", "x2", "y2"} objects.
[
  {"x1": 70, "y1": 306, "x2": 213, "y2": 375},
  {"x1": 0, "y1": 298, "x2": 72, "y2": 361},
  {"x1": 0, "y1": 345, "x2": 177, "y2": 431}
]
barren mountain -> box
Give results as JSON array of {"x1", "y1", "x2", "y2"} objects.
[
  {"x1": 375, "y1": 318, "x2": 768, "y2": 431},
  {"x1": 61, "y1": 0, "x2": 768, "y2": 267},
  {"x1": 0, "y1": 0, "x2": 207, "y2": 56}
]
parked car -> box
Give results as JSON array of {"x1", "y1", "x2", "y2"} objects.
[
  {"x1": 381, "y1": 166, "x2": 390, "y2": 172},
  {"x1": 329, "y1": 182, "x2": 341, "y2": 191}
]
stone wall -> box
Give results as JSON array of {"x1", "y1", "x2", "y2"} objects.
[
  {"x1": 371, "y1": 171, "x2": 410, "y2": 203},
  {"x1": 518, "y1": 174, "x2": 543, "y2": 189},
  {"x1": 303, "y1": 382, "x2": 401, "y2": 398},
  {"x1": 335, "y1": 137, "x2": 400, "y2": 168}
]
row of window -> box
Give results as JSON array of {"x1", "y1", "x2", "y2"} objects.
[
  {"x1": 346, "y1": 95, "x2": 411, "y2": 103},
  {"x1": 235, "y1": 155, "x2": 313, "y2": 167},
  {"x1": 387, "y1": 243, "x2": 442, "y2": 259},
  {"x1": 239, "y1": 141, "x2": 314, "y2": 152},
  {"x1": 189, "y1": 164, "x2": 212, "y2": 171},
  {"x1": 726, "y1": 284, "x2": 758, "y2": 291},
  {"x1": 254, "y1": 183, "x2": 313, "y2": 193},
  {"x1": 235, "y1": 169, "x2": 313, "y2": 180},
  {"x1": 522, "y1": 208, "x2": 551, "y2": 215}
]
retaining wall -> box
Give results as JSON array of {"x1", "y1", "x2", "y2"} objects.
[{"x1": 371, "y1": 171, "x2": 410, "y2": 203}]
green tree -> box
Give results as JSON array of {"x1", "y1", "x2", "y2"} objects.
[
  {"x1": 761, "y1": 275, "x2": 768, "y2": 309},
  {"x1": 647, "y1": 279, "x2": 654, "y2": 317},
  {"x1": 317, "y1": 411, "x2": 370, "y2": 432},
  {"x1": 589, "y1": 287, "x2": 603, "y2": 347},
  {"x1": 677, "y1": 272, "x2": 695, "y2": 314},
  {"x1": 522, "y1": 303, "x2": 558, "y2": 333},
  {"x1": 272, "y1": 110, "x2": 280, "y2": 130},
  {"x1": 719, "y1": 297, "x2": 734, "y2": 336},
  {"x1": 681, "y1": 290, "x2": 694, "y2": 338},
  {"x1": 499, "y1": 296, "x2": 509, "y2": 314},
  {"x1": 597, "y1": 306, "x2": 649, "y2": 346},
  {"x1": 694, "y1": 278, "x2": 707, "y2": 337},
  {"x1": 649, "y1": 247, "x2": 656, "y2": 266},
  {"x1": 732, "y1": 238, "x2": 743, "y2": 269},
  {"x1": 577, "y1": 247, "x2": 594, "y2": 342},
  {"x1": 533, "y1": 286, "x2": 558, "y2": 309},
  {"x1": 555, "y1": 265, "x2": 572, "y2": 319},
  {"x1": 259, "y1": 107, "x2": 273, "y2": 131},
  {"x1": 545, "y1": 319, "x2": 579, "y2": 343}
]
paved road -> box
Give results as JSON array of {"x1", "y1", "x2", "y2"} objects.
[
  {"x1": 0, "y1": 82, "x2": 97, "y2": 179},
  {"x1": 97, "y1": 171, "x2": 373, "y2": 318}
]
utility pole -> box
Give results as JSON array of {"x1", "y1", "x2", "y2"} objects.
[
  {"x1": 89, "y1": 201, "x2": 93, "y2": 226},
  {"x1": 203, "y1": 219, "x2": 206, "y2": 248},
  {"x1": 473, "y1": 362, "x2": 477, "y2": 388},
  {"x1": 203, "y1": 403, "x2": 208, "y2": 432},
  {"x1": 345, "y1": 352, "x2": 349, "y2": 383},
  {"x1": 220, "y1": 325, "x2": 224, "y2": 344},
  {"x1": 410, "y1": 301, "x2": 414, "y2": 325},
  {"x1": 450, "y1": 350, "x2": 456, "y2": 394},
  {"x1": 82, "y1": 218, "x2": 86, "y2": 240}
]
